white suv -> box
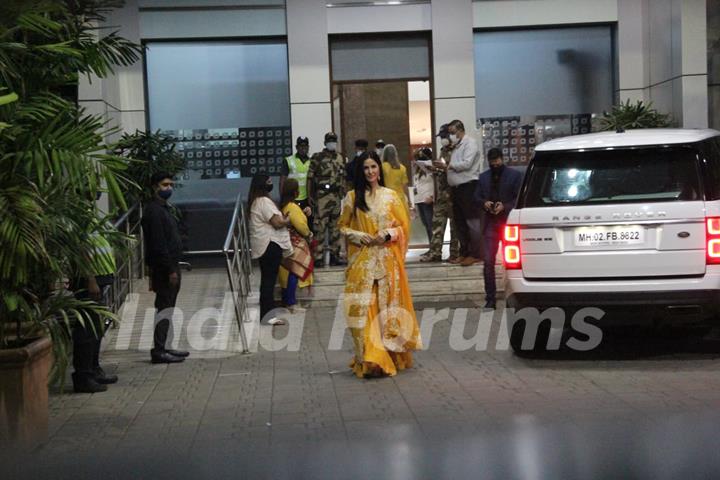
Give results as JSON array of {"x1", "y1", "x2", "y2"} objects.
[{"x1": 503, "y1": 128, "x2": 720, "y2": 352}]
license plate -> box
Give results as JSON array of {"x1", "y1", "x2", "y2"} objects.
[{"x1": 574, "y1": 225, "x2": 645, "y2": 247}]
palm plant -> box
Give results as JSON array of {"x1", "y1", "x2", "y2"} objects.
[
  {"x1": 115, "y1": 129, "x2": 187, "y2": 204},
  {"x1": 0, "y1": 1, "x2": 142, "y2": 384},
  {"x1": 600, "y1": 99, "x2": 672, "y2": 131}
]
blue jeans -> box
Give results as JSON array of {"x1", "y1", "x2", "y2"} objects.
[
  {"x1": 483, "y1": 223, "x2": 501, "y2": 303},
  {"x1": 282, "y1": 272, "x2": 299, "y2": 306}
]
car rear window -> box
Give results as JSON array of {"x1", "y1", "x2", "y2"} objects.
[{"x1": 521, "y1": 146, "x2": 702, "y2": 208}]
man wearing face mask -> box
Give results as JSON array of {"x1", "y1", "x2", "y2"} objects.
[
  {"x1": 141, "y1": 172, "x2": 190, "y2": 363},
  {"x1": 307, "y1": 132, "x2": 347, "y2": 266},
  {"x1": 281, "y1": 136, "x2": 313, "y2": 225},
  {"x1": 345, "y1": 138, "x2": 369, "y2": 185},
  {"x1": 446, "y1": 119, "x2": 484, "y2": 267},
  {"x1": 474, "y1": 148, "x2": 523, "y2": 309}
]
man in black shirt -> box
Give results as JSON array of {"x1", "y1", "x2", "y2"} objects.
[
  {"x1": 475, "y1": 149, "x2": 523, "y2": 309},
  {"x1": 142, "y1": 172, "x2": 190, "y2": 363}
]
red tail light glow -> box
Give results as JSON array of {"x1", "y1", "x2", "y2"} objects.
[
  {"x1": 706, "y1": 217, "x2": 720, "y2": 264},
  {"x1": 503, "y1": 225, "x2": 521, "y2": 269}
]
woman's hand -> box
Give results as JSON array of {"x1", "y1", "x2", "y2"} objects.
[
  {"x1": 347, "y1": 230, "x2": 374, "y2": 246},
  {"x1": 302, "y1": 206, "x2": 312, "y2": 217}
]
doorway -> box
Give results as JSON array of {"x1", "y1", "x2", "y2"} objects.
[{"x1": 332, "y1": 79, "x2": 433, "y2": 246}]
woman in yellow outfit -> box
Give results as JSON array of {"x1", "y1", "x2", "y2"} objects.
[
  {"x1": 381, "y1": 144, "x2": 412, "y2": 217},
  {"x1": 278, "y1": 179, "x2": 314, "y2": 313},
  {"x1": 338, "y1": 152, "x2": 421, "y2": 378}
]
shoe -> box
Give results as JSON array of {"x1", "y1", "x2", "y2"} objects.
[
  {"x1": 460, "y1": 256, "x2": 481, "y2": 266},
  {"x1": 483, "y1": 301, "x2": 496, "y2": 310},
  {"x1": 448, "y1": 256, "x2": 465, "y2": 264},
  {"x1": 287, "y1": 305, "x2": 306, "y2": 314},
  {"x1": 266, "y1": 317, "x2": 287, "y2": 326},
  {"x1": 419, "y1": 254, "x2": 441, "y2": 263},
  {"x1": 166, "y1": 349, "x2": 190, "y2": 358},
  {"x1": 93, "y1": 367, "x2": 118, "y2": 385},
  {"x1": 72, "y1": 373, "x2": 108, "y2": 393},
  {"x1": 151, "y1": 350, "x2": 185, "y2": 364}
]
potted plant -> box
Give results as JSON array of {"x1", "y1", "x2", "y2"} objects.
[
  {"x1": 0, "y1": 1, "x2": 141, "y2": 449},
  {"x1": 600, "y1": 99, "x2": 673, "y2": 131}
]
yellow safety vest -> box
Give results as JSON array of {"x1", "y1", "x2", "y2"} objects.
[
  {"x1": 286, "y1": 154, "x2": 310, "y2": 201},
  {"x1": 89, "y1": 231, "x2": 116, "y2": 276}
]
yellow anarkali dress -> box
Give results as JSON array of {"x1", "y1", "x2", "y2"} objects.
[{"x1": 337, "y1": 187, "x2": 421, "y2": 378}]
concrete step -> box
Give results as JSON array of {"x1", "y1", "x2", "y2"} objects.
[
  {"x1": 310, "y1": 261, "x2": 499, "y2": 285},
  {"x1": 269, "y1": 261, "x2": 504, "y2": 307}
]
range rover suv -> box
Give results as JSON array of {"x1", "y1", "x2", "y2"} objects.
[{"x1": 503, "y1": 129, "x2": 720, "y2": 352}]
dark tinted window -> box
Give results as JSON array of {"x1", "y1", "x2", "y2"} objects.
[
  {"x1": 522, "y1": 146, "x2": 702, "y2": 208},
  {"x1": 700, "y1": 138, "x2": 720, "y2": 200}
]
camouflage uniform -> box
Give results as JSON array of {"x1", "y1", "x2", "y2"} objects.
[
  {"x1": 308, "y1": 148, "x2": 346, "y2": 264},
  {"x1": 423, "y1": 148, "x2": 460, "y2": 260}
]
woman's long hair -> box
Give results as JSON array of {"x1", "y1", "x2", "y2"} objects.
[
  {"x1": 279, "y1": 178, "x2": 299, "y2": 211},
  {"x1": 352, "y1": 152, "x2": 384, "y2": 214},
  {"x1": 382, "y1": 144, "x2": 401, "y2": 169},
  {"x1": 248, "y1": 173, "x2": 270, "y2": 209}
]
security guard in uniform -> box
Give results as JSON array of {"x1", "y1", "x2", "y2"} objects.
[
  {"x1": 280, "y1": 136, "x2": 313, "y2": 226},
  {"x1": 308, "y1": 132, "x2": 347, "y2": 266}
]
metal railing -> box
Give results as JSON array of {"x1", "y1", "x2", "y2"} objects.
[
  {"x1": 223, "y1": 194, "x2": 252, "y2": 354},
  {"x1": 107, "y1": 203, "x2": 144, "y2": 314}
]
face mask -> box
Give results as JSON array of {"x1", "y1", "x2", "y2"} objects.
[
  {"x1": 449, "y1": 134, "x2": 459, "y2": 144},
  {"x1": 158, "y1": 188, "x2": 173, "y2": 200},
  {"x1": 326, "y1": 142, "x2": 337, "y2": 152},
  {"x1": 440, "y1": 138, "x2": 450, "y2": 147},
  {"x1": 375, "y1": 148, "x2": 383, "y2": 156},
  {"x1": 265, "y1": 183, "x2": 274, "y2": 193},
  {"x1": 355, "y1": 151, "x2": 363, "y2": 157}
]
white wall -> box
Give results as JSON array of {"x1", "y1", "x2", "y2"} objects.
[
  {"x1": 617, "y1": 0, "x2": 708, "y2": 127},
  {"x1": 473, "y1": 0, "x2": 618, "y2": 29},
  {"x1": 287, "y1": 0, "x2": 332, "y2": 153},
  {"x1": 433, "y1": 0, "x2": 477, "y2": 146},
  {"x1": 327, "y1": 3, "x2": 431, "y2": 34}
]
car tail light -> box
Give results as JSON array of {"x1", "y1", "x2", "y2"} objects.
[
  {"x1": 503, "y1": 224, "x2": 521, "y2": 269},
  {"x1": 707, "y1": 217, "x2": 720, "y2": 264}
]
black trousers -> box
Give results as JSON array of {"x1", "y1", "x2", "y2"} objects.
[
  {"x1": 483, "y1": 222, "x2": 502, "y2": 303},
  {"x1": 72, "y1": 312, "x2": 104, "y2": 377},
  {"x1": 152, "y1": 265, "x2": 181, "y2": 351},
  {"x1": 72, "y1": 275, "x2": 113, "y2": 377},
  {"x1": 259, "y1": 241, "x2": 283, "y2": 321},
  {"x1": 450, "y1": 181, "x2": 483, "y2": 259}
]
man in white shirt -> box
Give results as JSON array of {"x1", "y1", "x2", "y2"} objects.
[{"x1": 446, "y1": 119, "x2": 484, "y2": 266}]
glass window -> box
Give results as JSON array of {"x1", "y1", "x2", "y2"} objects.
[
  {"x1": 146, "y1": 40, "x2": 290, "y2": 130},
  {"x1": 144, "y1": 39, "x2": 292, "y2": 252},
  {"x1": 474, "y1": 26, "x2": 614, "y2": 118},
  {"x1": 523, "y1": 147, "x2": 702, "y2": 207}
]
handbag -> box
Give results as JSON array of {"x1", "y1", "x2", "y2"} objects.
[{"x1": 281, "y1": 228, "x2": 314, "y2": 281}]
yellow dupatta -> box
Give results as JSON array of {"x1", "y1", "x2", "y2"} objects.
[{"x1": 337, "y1": 187, "x2": 421, "y2": 377}]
